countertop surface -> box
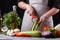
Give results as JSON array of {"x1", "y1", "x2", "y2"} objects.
[{"x1": 0, "y1": 34, "x2": 60, "y2": 40}]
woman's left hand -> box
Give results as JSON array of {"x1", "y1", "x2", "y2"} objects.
[{"x1": 39, "y1": 15, "x2": 47, "y2": 23}]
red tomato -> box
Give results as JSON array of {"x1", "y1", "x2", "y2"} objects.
[
  {"x1": 56, "y1": 30, "x2": 60, "y2": 37},
  {"x1": 32, "y1": 16, "x2": 37, "y2": 19},
  {"x1": 42, "y1": 26, "x2": 51, "y2": 31},
  {"x1": 31, "y1": 16, "x2": 38, "y2": 22},
  {"x1": 14, "y1": 32, "x2": 30, "y2": 37}
]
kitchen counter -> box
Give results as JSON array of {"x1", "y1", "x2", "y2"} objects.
[{"x1": 0, "y1": 34, "x2": 60, "y2": 40}]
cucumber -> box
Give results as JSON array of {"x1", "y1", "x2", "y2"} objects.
[
  {"x1": 31, "y1": 19, "x2": 38, "y2": 31},
  {"x1": 16, "y1": 17, "x2": 41, "y2": 37}
]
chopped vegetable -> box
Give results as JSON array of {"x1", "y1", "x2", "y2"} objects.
[
  {"x1": 41, "y1": 31, "x2": 52, "y2": 38},
  {"x1": 14, "y1": 29, "x2": 20, "y2": 32},
  {"x1": 14, "y1": 32, "x2": 30, "y2": 37}
]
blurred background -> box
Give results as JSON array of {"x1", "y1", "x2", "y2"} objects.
[{"x1": 0, "y1": 0, "x2": 60, "y2": 27}]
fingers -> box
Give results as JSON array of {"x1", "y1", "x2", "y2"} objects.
[
  {"x1": 26, "y1": 9, "x2": 31, "y2": 16},
  {"x1": 38, "y1": 16, "x2": 45, "y2": 24},
  {"x1": 38, "y1": 20, "x2": 42, "y2": 24},
  {"x1": 26, "y1": 6, "x2": 35, "y2": 16}
]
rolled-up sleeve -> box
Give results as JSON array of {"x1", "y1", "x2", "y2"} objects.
[{"x1": 53, "y1": 0, "x2": 60, "y2": 10}]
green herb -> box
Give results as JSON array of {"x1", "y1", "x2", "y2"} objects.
[{"x1": 2, "y1": 11, "x2": 21, "y2": 28}]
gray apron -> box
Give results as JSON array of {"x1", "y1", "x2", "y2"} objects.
[{"x1": 21, "y1": 0, "x2": 53, "y2": 31}]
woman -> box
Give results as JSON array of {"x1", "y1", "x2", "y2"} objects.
[{"x1": 18, "y1": 0, "x2": 54, "y2": 31}]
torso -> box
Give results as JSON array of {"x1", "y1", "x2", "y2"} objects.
[{"x1": 29, "y1": 0, "x2": 49, "y2": 17}]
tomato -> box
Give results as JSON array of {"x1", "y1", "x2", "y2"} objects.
[
  {"x1": 42, "y1": 26, "x2": 51, "y2": 31},
  {"x1": 56, "y1": 30, "x2": 60, "y2": 37},
  {"x1": 32, "y1": 16, "x2": 37, "y2": 18},
  {"x1": 14, "y1": 32, "x2": 30, "y2": 37}
]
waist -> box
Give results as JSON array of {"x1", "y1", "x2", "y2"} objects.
[
  {"x1": 29, "y1": 0, "x2": 48, "y2": 7},
  {"x1": 31, "y1": 4, "x2": 49, "y2": 10}
]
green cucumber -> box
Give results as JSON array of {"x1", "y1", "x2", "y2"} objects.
[{"x1": 31, "y1": 19, "x2": 39, "y2": 31}]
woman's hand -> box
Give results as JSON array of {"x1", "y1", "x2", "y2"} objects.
[
  {"x1": 39, "y1": 8, "x2": 59, "y2": 23},
  {"x1": 26, "y1": 5, "x2": 35, "y2": 16},
  {"x1": 18, "y1": 1, "x2": 35, "y2": 15},
  {"x1": 39, "y1": 15, "x2": 47, "y2": 23}
]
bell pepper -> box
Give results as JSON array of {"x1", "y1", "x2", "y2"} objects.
[{"x1": 14, "y1": 32, "x2": 30, "y2": 37}]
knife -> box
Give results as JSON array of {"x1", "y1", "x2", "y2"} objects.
[{"x1": 35, "y1": 21, "x2": 43, "y2": 31}]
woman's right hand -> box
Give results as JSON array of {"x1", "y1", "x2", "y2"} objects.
[{"x1": 25, "y1": 5, "x2": 35, "y2": 16}]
